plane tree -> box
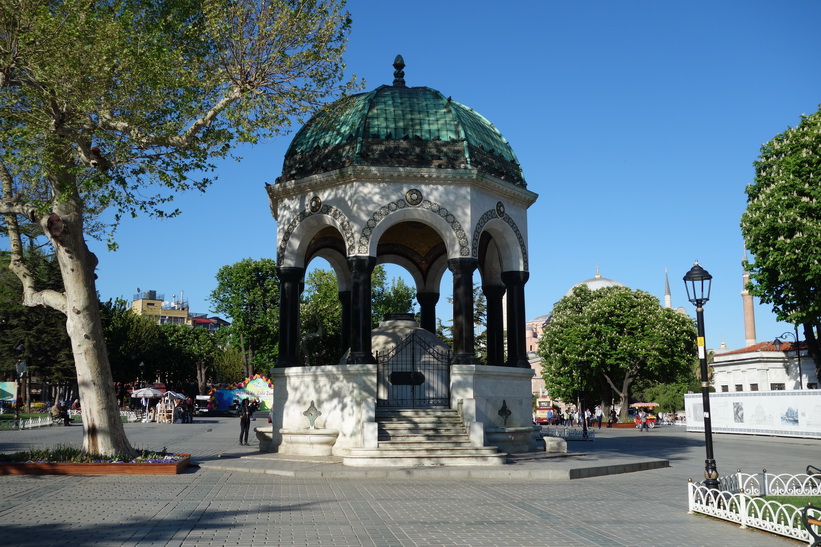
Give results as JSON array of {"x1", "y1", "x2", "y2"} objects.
[{"x1": 0, "y1": 0, "x2": 355, "y2": 456}]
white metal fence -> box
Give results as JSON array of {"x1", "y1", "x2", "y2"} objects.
[
  {"x1": 542, "y1": 427, "x2": 596, "y2": 441},
  {"x1": 688, "y1": 470, "x2": 821, "y2": 544}
]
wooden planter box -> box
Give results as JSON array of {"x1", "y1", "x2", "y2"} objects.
[{"x1": 0, "y1": 454, "x2": 190, "y2": 475}]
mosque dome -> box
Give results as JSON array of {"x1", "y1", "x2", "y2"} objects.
[
  {"x1": 280, "y1": 55, "x2": 525, "y2": 187},
  {"x1": 564, "y1": 268, "x2": 627, "y2": 297}
]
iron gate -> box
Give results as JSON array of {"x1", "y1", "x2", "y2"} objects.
[{"x1": 376, "y1": 333, "x2": 451, "y2": 408}]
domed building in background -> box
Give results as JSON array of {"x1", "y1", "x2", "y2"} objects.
[
  {"x1": 564, "y1": 267, "x2": 626, "y2": 296},
  {"x1": 528, "y1": 268, "x2": 629, "y2": 394},
  {"x1": 264, "y1": 56, "x2": 539, "y2": 463}
]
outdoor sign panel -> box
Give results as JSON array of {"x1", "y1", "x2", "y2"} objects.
[
  {"x1": 0, "y1": 382, "x2": 17, "y2": 402},
  {"x1": 685, "y1": 390, "x2": 821, "y2": 438}
]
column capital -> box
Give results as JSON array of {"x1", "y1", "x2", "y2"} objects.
[{"x1": 447, "y1": 257, "x2": 478, "y2": 275}]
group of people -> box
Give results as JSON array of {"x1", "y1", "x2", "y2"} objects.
[
  {"x1": 49, "y1": 400, "x2": 72, "y2": 426},
  {"x1": 139, "y1": 395, "x2": 195, "y2": 424}
]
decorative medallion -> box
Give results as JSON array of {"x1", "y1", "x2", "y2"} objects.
[
  {"x1": 496, "y1": 201, "x2": 505, "y2": 217},
  {"x1": 309, "y1": 196, "x2": 322, "y2": 212},
  {"x1": 405, "y1": 188, "x2": 423, "y2": 206}
]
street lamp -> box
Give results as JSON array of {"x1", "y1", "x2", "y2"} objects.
[
  {"x1": 139, "y1": 362, "x2": 146, "y2": 388},
  {"x1": 683, "y1": 261, "x2": 719, "y2": 489},
  {"x1": 773, "y1": 328, "x2": 802, "y2": 390}
]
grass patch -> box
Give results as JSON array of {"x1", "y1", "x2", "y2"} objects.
[
  {"x1": 759, "y1": 495, "x2": 820, "y2": 507},
  {"x1": 0, "y1": 444, "x2": 184, "y2": 464}
]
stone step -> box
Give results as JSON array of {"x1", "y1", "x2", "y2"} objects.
[
  {"x1": 343, "y1": 448, "x2": 507, "y2": 467},
  {"x1": 379, "y1": 424, "x2": 466, "y2": 434},
  {"x1": 378, "y1": 433, "x2": 470, "y2": 442},
  {"x1": 377, "y1": 439, "x2": 474, "y2": 448}
]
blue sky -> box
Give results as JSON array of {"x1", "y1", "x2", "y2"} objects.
[{"x1": 82, "y1": 1, "x2": 821, "y2": 352}]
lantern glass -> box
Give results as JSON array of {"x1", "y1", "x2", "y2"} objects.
[{"x1": 683, "y1": 262, "x2": 712, "y2": 306}]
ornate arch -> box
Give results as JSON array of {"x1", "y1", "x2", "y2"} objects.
[
  {"x1": 471, "y1": 205, "x2": 528, "y2": 271},
  {"x1": 358, "y1": 197, "x2": 470, "y2": 257},
  {"x1": 276, "y1": 204, "x2": 355, "y2": 267}
]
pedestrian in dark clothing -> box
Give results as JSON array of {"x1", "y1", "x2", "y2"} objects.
[{"x1": 239, "y1": 399, "x2": 251, "y2": 445}]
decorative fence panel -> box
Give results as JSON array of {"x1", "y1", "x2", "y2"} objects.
[{"x1": 688, "y1": 471, "x2": 821, "y2": 544}]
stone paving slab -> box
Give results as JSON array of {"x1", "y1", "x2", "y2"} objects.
[{"x1": 0, "y1": 416, "x2": 814, "y2": 546}]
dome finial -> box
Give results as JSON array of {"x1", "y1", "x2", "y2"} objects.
[{"x1": 393, "y1": 54, "x2": 406, "y2": 87}]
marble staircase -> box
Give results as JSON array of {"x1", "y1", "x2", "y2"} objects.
[{"x1": 342, "y1": 408, "x2": 506, "y2": 467}]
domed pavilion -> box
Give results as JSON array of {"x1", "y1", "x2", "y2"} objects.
[{"x1": 264, "y1": 56, "x2": 539, "y2": 462}]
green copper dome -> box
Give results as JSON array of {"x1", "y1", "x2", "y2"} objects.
[{"x1": 280, "y1": 56, "x2": 525, "y2": 187}]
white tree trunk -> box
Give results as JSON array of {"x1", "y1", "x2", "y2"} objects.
[{"x1": 50, "y1": 198, "x2": 135, "y2": 457}]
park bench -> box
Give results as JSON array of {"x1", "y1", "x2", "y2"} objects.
[
  {"x1": 802, "y1": 505, "x2": 821, "y2": 547},
  {"x1": 809, "y1": 465, "x2": 821, "y2": 478}
]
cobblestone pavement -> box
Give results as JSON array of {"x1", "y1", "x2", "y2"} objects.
[{"x1": 0, "y1": 416, "x2": 816, "y2": 546}]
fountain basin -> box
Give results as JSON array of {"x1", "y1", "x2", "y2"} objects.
[{"x1": 279, "y1": 428, "x2": 339, "y2": 456}]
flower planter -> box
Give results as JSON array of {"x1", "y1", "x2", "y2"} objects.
[{"x1": 0, "y1": 454, "x2": 190, "y2": 475}]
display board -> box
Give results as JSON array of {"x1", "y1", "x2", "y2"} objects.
[{"x1": 685, "y1": 390, "x2": 821, "y2": 438}]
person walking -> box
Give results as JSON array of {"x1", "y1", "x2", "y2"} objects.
[
  {"x1": 595, "y1": 405, "x2": 603, "y2": 429},
  {"x1": 639, "y1": 409, "x2": 649, "y2": 432},
  {"x1": 239, "y1": 399, "x2": 251, "y2": 445}
]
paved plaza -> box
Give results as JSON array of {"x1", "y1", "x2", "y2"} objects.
[{"x1": 0, "y1": 415, "x2": 816, "y2": 546}]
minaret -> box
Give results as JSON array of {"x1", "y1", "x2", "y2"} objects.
[
  {"x1": 664, "y1": 268, "x2": 672, "y2": 309},
  {"x1": 742, "y1": 252, "x2": 757, "y2": 347}
]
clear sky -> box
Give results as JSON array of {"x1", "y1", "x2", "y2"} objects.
[{"x1": 79, "y1": 0, "x2": 821, "y2": 352}]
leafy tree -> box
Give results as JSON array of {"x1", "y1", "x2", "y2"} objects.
[
  {"x1": 211, "y1": 344, "x2": 245, "y2": 384},
  {"x1": 300, "y1": 268, "x2": 344, "y2": 366},
  {"x1": 0, "y1": 0, "x2": 354, "y2": 456},
  {"x1": 100, "y1": 299, "x2": 163, "y2": 384},
  {"x1": 0, "y1": 248, "x2": 74, "y2": 404},
  {"x1": 371, "y1": 266, "x2": 416, "y2": 325},
  {"x1": 741, "y1": 107, "x2": 821, "y2": 380},
  {"x1": 153, "y1": 324, "x2": 214, "y2": 394},
  {"x1": 299, "y1": 265, "x2": 416, "y2": 365},
  {"x1": 538, "y1": 285, "x2": 697, "y2": 419},
  {"x1": 210, "y1": 258, "x2": 280, "y2": 377}
]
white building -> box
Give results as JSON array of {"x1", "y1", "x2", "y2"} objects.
[{"x1": 712, "y1": 340, "x2": 818, "y2": 392}]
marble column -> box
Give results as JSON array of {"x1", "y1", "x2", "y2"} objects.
[
  {"x1": 347, "y1": 256, "x2": 376, "y2": 364},
  {"x1": 276, "y1": 266, "x2": 305, "y2": 368},
  {"x1": 482, "y1": 284, "x2": 506, "y2": 367},
  {"x1": 449, "y1": 258, "x2": 478, "y2": 364},
  {"x1": 338, "y1": 290, "x2": 351, "y2": 356},
  {"x1": 502, "y1": 270, "x2": 530, "y2": 368},
  {"x1": 417, "y1": 291, "x2": 440, "y2": 334}
]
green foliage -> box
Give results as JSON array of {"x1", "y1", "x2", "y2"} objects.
[
  {"x1": 0, "y1": 249, "x2": 74, "y2": 385},
  {"x1": 371, "y1": 267, "x2": 416, "y2": 325},
  {"x1": 298, "y1": 265, "x2": 417, "y2": 365},
  {"x1": 0, "y1": 0, "x2": 358, "y2": 242},
  {"x1": 742, "y1": 108, "x2": 821, "y2": 326},
  {"x1": 300, "y1": 268, "x2": 344, "y2": 365},
  {"x1": 538, "y1": 285, "x2": 697, "y2": 415},
  {"x1": 100, "y1": 299, "x2": 164, "y2": 384},
  {"x1": 211, "y1": 344, "x2": 245, "y2": 384},
  {"x1": 638, "y1": 380, "x2": 698, "y2": 414},
  {"x1": 0, "y1": 444, "x2": 181, "y2": 464},
  {"x1": 209, "y1": 258, "x2": 280, "y2": 375},
  {"x1": 741, "y1": 106, "x2": 821, "y2": 378}
]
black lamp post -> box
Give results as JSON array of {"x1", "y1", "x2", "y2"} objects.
[
  {"x1": 773, "y1": 328, "x2": 802, "y2": 390},
  {"x1": 683, "y1": 262, "x2": 719, "y2": 489},
  {"x1": 139, "y1": 362, "x2": 146, "y2": 388}
]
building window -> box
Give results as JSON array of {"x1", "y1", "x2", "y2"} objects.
[
  {"x1": 721, "y1": 385, "x2": 729, "y2": 392},
  {"x1": 750, "y1": 384, "x2": 758, "y2": 391},
  {"x1": 770, "y1": 383, "x2": 786, "y2": 391},
  {"x1": 735, "y1": 384, "x2": 743, "y2": 392}
]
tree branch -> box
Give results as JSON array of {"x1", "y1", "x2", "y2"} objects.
[{"x1": 0, "y1": 160, "x2": 67, "y2": 315}]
